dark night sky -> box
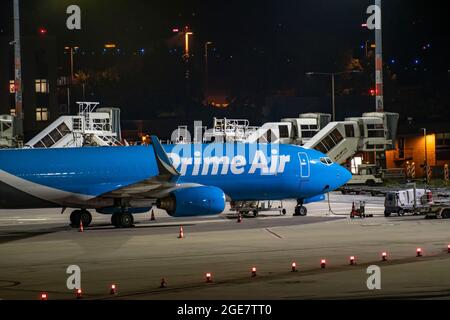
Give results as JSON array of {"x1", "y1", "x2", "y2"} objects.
[
  {"x1": 1, "y1": 0, "x2": 448, "y2": 68},
  {"x1": 0, "y1": 0, "x2": 449, "y2": 125}
]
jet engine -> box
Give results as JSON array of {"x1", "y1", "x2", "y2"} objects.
[{"x1": 157, "y1": 186, "x2": 226, "y2": 217}]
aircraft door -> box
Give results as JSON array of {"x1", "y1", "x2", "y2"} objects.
[{"x1": 298, "y1": 152, "x2": 310, "y2": 179}]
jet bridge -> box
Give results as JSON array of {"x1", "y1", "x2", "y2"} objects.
[{"x1": 25, "y1": 102, "x2": 123, "y2": 148}]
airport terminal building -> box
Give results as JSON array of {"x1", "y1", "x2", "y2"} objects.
[{"x1": 0, "y1": 36, "x2": 59, "y2": 140}]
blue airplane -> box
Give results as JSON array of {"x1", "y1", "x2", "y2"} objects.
[{"x1": 0, "y1": 136, "x2": 351, "y2": 228}]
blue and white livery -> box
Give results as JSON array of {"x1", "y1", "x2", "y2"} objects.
[{"x1": 0, "y1": 136, "x2": 351, "y2": 228}]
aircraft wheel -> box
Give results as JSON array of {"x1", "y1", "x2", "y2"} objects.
[
  {"x1": 441, "y1": 209, "x2": 450, "y2": 219},
  {"x1": 118, "y1": 212, "x2": 134, "y2": 228},
  {"x1": 80, "y1": 210, "x2": 92, "y2": 227},
  {"x1": 299, "y1": 206, "x2": 307, "y2": 216},
  {"x1": 398, "y1": 209, "x2": 405, "y2": 216},
  {"x1": 294, "y1": 206, "x2": 307, "y2": 216},
  {"x1": 111, "y1": 214, "x2": 120, "y2": 227},
  {"x1": 70, "y1": 210, "x2": 82, "y2": 228}
]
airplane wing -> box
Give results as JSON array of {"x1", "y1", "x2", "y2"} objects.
[{"x1": 102, "y1": 136, "x2": 200, "y2": 199}]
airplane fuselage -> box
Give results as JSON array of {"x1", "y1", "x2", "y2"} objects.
[{"x1": 0, "y1": 143, "x2": 351, "y2": 210}]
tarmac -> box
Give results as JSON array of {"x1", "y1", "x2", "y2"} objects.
[{"x1": 0, "y1": 193, "x2": 449, "y2": 300}]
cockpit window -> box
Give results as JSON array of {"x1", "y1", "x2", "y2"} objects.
[{"x1": 320, "y1": 157, "x2": 333, "y2": 165}]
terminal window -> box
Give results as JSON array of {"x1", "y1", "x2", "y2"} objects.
[
  {"x1": 9, "y1": 80, "x2": 15, "y2": 93},
  {"x1": 36, "y1": 108, "x2": 49, "y2": 122},
  {"x1": 35, "y1": 79, "x2": 49, "y2": 93}
]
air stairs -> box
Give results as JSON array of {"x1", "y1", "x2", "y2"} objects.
[
  {"x1": 194, "y1": 112, "x2": 399, "y2": 165},
  {"x1": 303, "y1": 112, "x2": 399, "y2": 164},
  {"x1": 25, "y1": 102, "x2": 123, "y2": 148}
]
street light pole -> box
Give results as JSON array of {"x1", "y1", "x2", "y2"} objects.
[
  {"x1": 13, "y1": 0, "x2": 24, "y2": 140},
  {"x1": 375, "y1": 0, "x2": 384, "y2": 112},
  {"x1": 70, "y1": 47, "x2": 74, "y2": 81},
  {"x1": 306, "y1": 70, "x2": 360, "y2": 122},
  {"x1": 204, "y1": 41, "x2": 213, "y2": 105},
  {"x1": 331, "y1": 74, "x2": 335, "y2": 122},
  {"x1": 64, "y1": 46, "x2": 78, "y2": 114},
  {"x1": 422, "y1": 128, "x2": 428, "y2": 183},
  {"x1": 183, "y1": 28, "x2": 193, "y2": 96}
]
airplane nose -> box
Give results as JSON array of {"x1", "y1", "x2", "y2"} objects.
[
  {"x1": 340, "y1": 166, "x2": 353, "y2": 185},
  {"x1": 331, "y1": 165, "x2": 352, "y2": 190}
]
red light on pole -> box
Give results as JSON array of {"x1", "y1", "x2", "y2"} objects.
[
  {"x1": 76, "y1": 288, "x2": 83, "y2": 299},
  {"x1": 370, "y1": 89, "x2": 376, "y2": 96},
  {"x1": 349, "y1": 256, "x2": 356, "y2": 265},
  {"x1": 381, "y1": 252, "x2": 388, "y2": 261},
  {"x1": 38, "y1": 27, "x2": 47, "y2": 35},
  {"x1": 40, "y1": 293, "x2": 48, "y2": 300},
  {"x1": 205, "y1": 272, "x2": 212, "y2": 283},
  {"x1": 251, "y1": 267, "x2": 257, "y2": 277},
  {"x1": 320, "y1": 259, "x2": 326, "y2": 269}
]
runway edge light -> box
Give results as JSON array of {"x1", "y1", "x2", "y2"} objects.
[
  {"x1": 349, "y1": 256, "x2": 356, "y2": 265},
  {"x1": 206, "y1": 272, "x2": 212, "y2": 283},
  {"x1": 40, "y1": 292, "x2": 48, "y2": 300},
  {"x1": 320, "y1": 259, "x2": 326, "y2": 269},
  {"x1": 110, "y1": 284, "x2": 118, "y2": 295},
  {"x1": 382, "y1": 252, "x2": 388, "y2": 261},
  {"x1": 416, "y1": 248, "x2": 422, "y2": 257},
  {"x1": 291, "y1": 262, "x2": 297, "y2": 272},
  {"x1": 160, "y1": 277, "x2": 167, "y2": 288},
  {"x1": 76, "y1": 288, "x2": 83, "y2": 299},
  {"x1": 251, "y1": 267, "x2": 257, "y2": 277},
  {"x1": 448, "y1": 245, "x2": 450, "y2": 254}
]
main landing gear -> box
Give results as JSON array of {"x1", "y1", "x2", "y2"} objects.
[
  {"x1": 111, "y1": 211, "x2": 135, "y2": 228},
  {"x1": 70, "y1": 209, "x2": 92, "y2": 228},
  {"x1": 294, "y1": 199, "x2": 307, "y2": 216}
]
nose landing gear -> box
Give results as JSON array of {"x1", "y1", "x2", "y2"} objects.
[{"x1": 294, "y1": 200, "x2": 307, "y2": 216}]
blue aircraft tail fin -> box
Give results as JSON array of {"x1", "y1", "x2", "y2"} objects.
[{"x1": 150, "y1": 136, "x2": 180, "y2": 177}]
